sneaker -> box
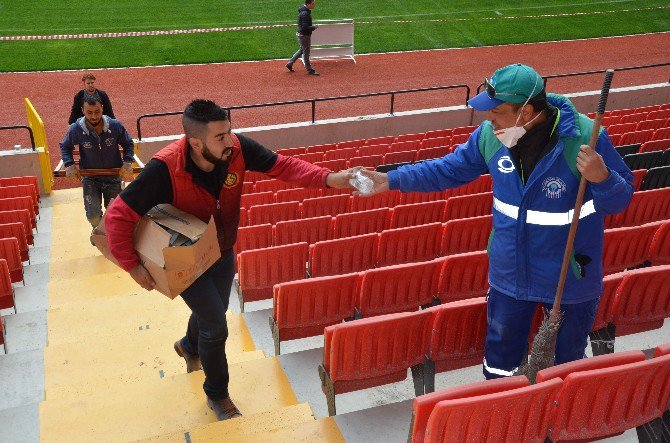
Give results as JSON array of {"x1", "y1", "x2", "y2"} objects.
[
  {"x1": 174, "y1": 341, "x2": 202, "y2": 373},
  {"x1": 308, "y1": 70, "x2": 320, "y2": 76},
  {"x1": 207, "y1": 396, "x2": 242, "y2": 421},
  {"x1": 285, "y1": 63, "x2": 294, "y2": 72}
]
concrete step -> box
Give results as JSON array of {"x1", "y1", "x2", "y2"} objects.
[
  {"x1": 48, "y1": 254, "x2": 122, "y2": 282},
  {"x1": 224, "y1": 417, "x2": 344, "y2": 442},
  {"x1": 47, "y1": 270, "x2": 145, "y2": 307},
  {"x1": 139, "y1": 403, "x2": 316, "y2": 442},
  {"x1": 40, "y1": 356, "x2": 299, "y2": 442},
  {"x1": 44, "y1": 312, "x2": 258, "y2": 399}
]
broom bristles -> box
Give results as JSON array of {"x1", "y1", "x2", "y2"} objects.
[{"x1": 516, "y1": 307, "x2": 564, "y2": 384}]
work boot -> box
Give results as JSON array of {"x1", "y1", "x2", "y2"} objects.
[
  {"x1": 174, "y1": 341, "x2": 202, "y2": 373},
  {"x1": 207, "y1": 396, "x2": 242, "y2": 420},
  {"x1": 285, "y1": 63, "x2": 294, "y2": 72},
  {"x1": 308, "y1": 70, "x2": 320, "y2": 76}
]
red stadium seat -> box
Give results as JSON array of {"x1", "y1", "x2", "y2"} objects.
[
  {"x1": 388, "y1": 200, "x2": 446, "y2": 229},
  {"x1": 357, "y1": 259, "x2": 442, "y2": 317},
  {"x1": 648, "y1": 221, "x2": 670, "y2": 265},
  {"x1": 538, "y1": 352, "x2": 670, "y2": 442},
  {"x1": 273, "y1": 215, "x2": 332, "y2": 246},
  {"x1": 388, "y1": 140, "x2": 421, "y2": 153},
  {"x1": 313, "y1": 159, "x2": 348, "y2": 171},
  {"x1": 365, "y1": 135, "x2": 395, "y2": 146},
  {"x1": 294, "y1": 152, "x2": 325, "y2": 163},
  {"x1": 0, "y1": 222, "x2": 28, "y2": 262},
  {"x1": 612, "y1": 265, "x2": 670, "y2": 336},
  {"x1": 452, "y1": 125, "x2": 477, "y2": 136},
  {"x1": 440, "y1": 214, "x2": 492, "y2": 256},
  {"x1": 244, "y1": 171, "x2": 270, "y2": 182},
  {"x1": 647, "y1": 109, "x2": 670, "y2": 120},
  {"x1": 654, "y1": 343, "x2": 670, "y2": 357},
  {"x1": 619, "y1": 112, "x2": 648, "y2": 124},
  {"x1": 0, "y1": 185, "x2": 38, "y2": 212},
  {"x1": 608, "y1": 122, "x2": 638, "y2": 136},
  {"x1": 236, "y1": 242, "x2": 308, "y2": 311},
  {"x1": 0, "y1": 176, "x2": 40, "y2": 202},
  {"x1": 602, "y1": 222, "x2": 660, "y2": 275},
  {"x1": 350, "y1": 191, "x2": 399, "y2": 212},
  {"x1": 319, "y1": 310, "x2": 432, "y2": 415},
  {"x1": 357, "y1": 144, "x2": 390, "y2": 157},
  {"x1": 395, "y1": 132, "x2": 424, "y2": 142},
  {"x1": 652, "y1": 127, "x2": 670, "y2": 141},
  {"x1": 348, "y1": 155, "x2": 384, "y2": 168},
  {"x1": 275, "y1": 187, "x2": 321, "y2": 203},
  {"x1": 376, "y1": 223, "x2": 442, "y2": 267},
  {"x1": 0, "y1": 210, "x2": 33, "y2": 246},
  {"x1": 602, "y1": 115, "x2": 621, "y2": 127},
  {"x1": 321, "y1": 187, "x2": 352, "y2": 197},
  {"x1": 442, "y1": 192, "x2": 493, "y2": 221},
  {"x1": 271, "y1": 272, "x2": 359, "y2": 354},
  {"x1": 636, "y1": 118, "x2": 668, "y2": 131},
  {"x1": 443, "y1": 174, "x2": 492, "y2": 199},
  {"x1": 309, "y1": 233, "x2": 378, "y2": 277},
  {"x1": 632, "y1": 168, "x2": 647, "y2": 191},
  {"x1": 0, "y1": 197, "x2": 36, "y2": 229},
  {"x1": 384, "y1": 150, "x2": 416, "y2": 165},
  {"x1": 424, "y1": 378, "x2": 561, "y2": 443},
  {"x1": 337, "y1": 140, "x2": 366, "y2": 150},
  {"x1": 610, "y1": 187, "x2": 670, "y2": 228},
  {"x1": 301, "y1": 194, "x2": 350, "y2": 218},
  {"x1": 451, "y1": 133, "x2": 470, "y2": 145},
  {"x1": 640, "y1": 138, "x2": 670, "y2": 153},
  {"x1": 307, "y1": 143, "x2": 338, "y2": 154},
  {"x1": 332, "y1": 208, "x2": 389, "y2": 238},
  {"x1": 275, "y1": 147, "x2": 306, "y2": 156},
  {"x1": 437, "y1": 251, "x2": 489, "y2": 302},
  {"x1": 618, "y1": 129, "x2": 655, "y2": 146},
  {"x1": 247, "y1": 201, "x2": 300, "y2": 226},
  {"x1": 415, "y1": 145, "x2": 452, "y2": 162},
  {"x1": 253, "y1": 179, "x2": 295, "y2": 193},
  {"x1": 424, "y1": 129, "x2": 452, "y2": 139},
  {"x1": 238, "y1": 207, "x2": 247, "y2": 227},
  {"x1": 409, "y1": 376, "x2": 529, "y2": 443},
  {"x1": 420, "y1": 136, "x2": 451, "y2": 150},
  {"x1": 402, "y1": 191, "x2": 445, "y2": 205},
  {"x1": 0, "y1": 259, "x2": 14, "y2": 310},
  {"x1": 240, "y1": 191, "x2": 273, "y2": 209},
  {"x1": 592, "y1": 271, "x2": 626, "y2": 332},
  {"x1": 422, "y1": 298, "x2": 488, "y2": 393},
  {"x1": 325, "y1": 147, "x2": 359, "y2": 161},
  {"x1": 233, "y1": 224, "x2": 272, "y2": 258},
  {"x1": 0, "y1": 237, "x2": 23, "y2": 283},
  {"x1": 241, "y1": 182, "x2": 254, "y2": 195}
]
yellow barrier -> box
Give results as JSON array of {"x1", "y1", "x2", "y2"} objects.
[{"x1": 24, "y1": 98, "x2": 54, "y2": 193}]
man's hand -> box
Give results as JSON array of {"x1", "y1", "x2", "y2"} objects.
[
  {"x1": 65, "y1": 164, "x2": 80, "y2": 180},
  {"x1": 326, "y1": 167, "x2": 361, "y2": 189},
  {"x1": 576, "y1": 145, "x2": 609, "y2": 183},
  {"x1": 129, "y1": 264, "x2": 155, "y2": 291},
  {"x1": 120, "y1": 162, "x2": 134, "y2": 182},
  {"x1": 357, "y1": 169, "x2": 390, "y2": 195}
]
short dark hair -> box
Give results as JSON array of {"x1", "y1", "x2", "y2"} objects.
[
  {"x1": 510, "y1": 89, "x2": 549, "y2": 113},
  {"x1": 182, "y1": 99, "x2": 230, "y2": 139},
  {"x1": 83, "y1": 96, "x2": 103, "y2": 107},
  {"x1": 305, "y1": 0, "x2": 314, "y2": 4},
  {"x1": 82, "y1": 73, "x2": 96, "y2": 81}
]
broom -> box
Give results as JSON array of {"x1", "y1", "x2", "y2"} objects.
[{"x1": 516, "y1": 69, "x2": 615, "y2": 384}]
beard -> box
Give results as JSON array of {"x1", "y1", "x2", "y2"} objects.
[
  {"x1": 85, "y1": 117, "x2": 102, "y2": 128},
  {"x1": 202, "y1": 143, "x2": 229, "y2": 165}
]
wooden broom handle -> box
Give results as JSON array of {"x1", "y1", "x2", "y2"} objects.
[{"x1": 552, "y1": 70, "x2": 615, "y2": 313}]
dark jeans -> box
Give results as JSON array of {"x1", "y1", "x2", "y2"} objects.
[
  {"x1": 82, "y1": 176, "x2": 121, "y2": 228},
  {"x1": 288, "y1": 33, "x2": 313, "y2": 72},
  {"x1": 483, "y1": 287, "x2": 599, "y2": 379},
  {"x1": 179, "y1": 249, "x2": 235, "y2": 400}
]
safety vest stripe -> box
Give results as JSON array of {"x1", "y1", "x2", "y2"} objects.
[
  {"x1": 482, "y1": 357, "x2": 518, "y2": 377},
  {"x1": 493, "y1": 197, "x2": 596, "y2": 226}
]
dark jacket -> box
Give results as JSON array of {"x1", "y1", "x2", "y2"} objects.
[
  {"x1": 68, "y1": 89, "x2": 116, "y2": 124},
  {"x1": 297, "y1": 5, "x2": 316, "y2": 36},
  {"x1": 60, "y1": 116, "x2": 134, "y2": 169}
]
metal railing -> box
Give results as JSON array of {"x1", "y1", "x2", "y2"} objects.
[
  {"x1": 475, "y1": 62, "x2": 670, "y2": 95},
  {"x1": 136, "y1": 84, "x2": 471, "y2": 140},
  {"x1": 0, "y1": 125, "x2": 36, "y2": 151}
]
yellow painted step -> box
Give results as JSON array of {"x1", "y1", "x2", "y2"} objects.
[
  {"x1": 225, "y1": 417, "x2": 344, "y2": 443},
  {"x1": 50, "y1": 238, "x2": 102, "y2": 261},
  {"x1": 49, "y1": 255, "x2": 123, "y2": 281},
  {"x1": 44, "y1": 312, "x2": 256, "y2": 399},
  {"x1": 139, "y1": 403, "x2": 316, "y2": 442},
  {"x1": 40, "y1": 357, "x2": 298, "y2": 442},
  {"x1": 50, "y1": 188, "x2": 84, "y2": 205},
  {"x1": 47, "y1": 271, "x2": 145, "y2": 307}
]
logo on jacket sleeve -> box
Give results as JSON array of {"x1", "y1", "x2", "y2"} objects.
[
  {"x1": 224, "y1": 172, "x2": 239, "y2": 188},
  {"x1": 542, "y1": 177, "x2": 567, "y2": 199},
  {"x1": 497, "y1": 155, "x2": 515, "y2": 173}
]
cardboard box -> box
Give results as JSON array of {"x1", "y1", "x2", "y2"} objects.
[{"x1": 92, "y1": 204, "x2": 221, "y2": 299}]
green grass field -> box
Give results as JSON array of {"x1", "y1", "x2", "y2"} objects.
[{"x1": 0, "y1": 0, "x2": 668, "y2": 72}]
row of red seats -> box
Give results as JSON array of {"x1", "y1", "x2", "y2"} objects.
[
  {"x1": 600, "y1": 108, "x2": 670, "y2": 126},
  {"x1": 270, "y1": 251, "x2": 488, "y2": 354},
  {"x1": 587, "y1": 103, "x2": 669, "y2": 120},
  {"x1": 410, "y1": 344, "x2": 670, "y2": 442},
  {"x1": 608, "y1": 126, "x2": 670, "y2": 147}
]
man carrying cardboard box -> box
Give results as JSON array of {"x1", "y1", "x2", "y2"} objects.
[{"x1": 104, "y1": 99, "x2": 356, "y2": 420}]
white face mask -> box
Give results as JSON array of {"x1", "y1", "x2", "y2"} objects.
[{"x1": 493, "y1": 109, "x2": 542, "y2": 148}]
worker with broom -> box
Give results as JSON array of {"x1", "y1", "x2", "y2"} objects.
[{"x1": 359, "y1": 64, "x2": 633, "y2": 379}]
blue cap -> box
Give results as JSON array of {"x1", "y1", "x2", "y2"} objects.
[{"x1": 468, "y1": 64, "x2": 544, "y2": 111}]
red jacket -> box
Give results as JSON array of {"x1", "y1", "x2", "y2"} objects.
[{"x1": 105, "y1": 135, "x2": 331, "y2": 272}]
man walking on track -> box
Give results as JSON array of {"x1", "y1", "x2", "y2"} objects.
[
  {"x1": 358, "y1": 63, "x2": 633, "y2": 380},
  {"x1": 286, "y1": 0, "x2": 320, "y2": 76},
  {"x1": 104, "y1": 99, "x2": 355, "y2": 420},
  {"x1": 59, "y1": 96, "x2": 135, "y2": 229}
]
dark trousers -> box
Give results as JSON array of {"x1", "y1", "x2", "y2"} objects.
[
  {"x1": 179, "y1": 249, "x2": 236, "y2": 400},
  {"x1": 288, "y1": 33, "x2": 313, "y2": 72},
  {"x1": 82, "y1": 176, "x2": 121, "y2": 228},
  {"x1": 483, "y1": 287, "x2": 599, "y2": 379}
]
